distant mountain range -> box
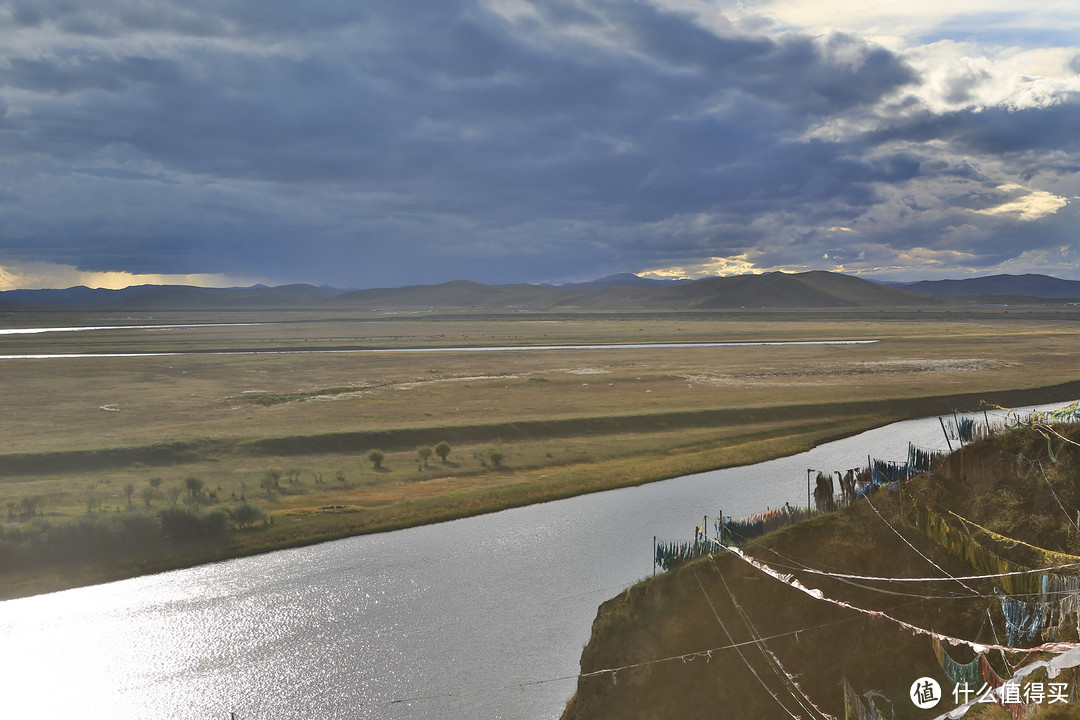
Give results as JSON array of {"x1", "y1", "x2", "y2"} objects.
[
  {"x1": 1, "y1": 271, "x2": 1078, "y2": 311},
  {"x1": 884, "y1": 274, "x2": 1080, "y2": 300}
]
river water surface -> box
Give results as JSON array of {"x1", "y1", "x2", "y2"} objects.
[
  {"x1": 0, "y1": 404, "x2": 1065, "y2": 719},
  {"x1": 0, "y1": 337, "x2": 875, "y2": 360}
]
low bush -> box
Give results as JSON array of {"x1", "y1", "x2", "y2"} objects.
[
  {"x1": 0, "y1": 503, "x2": 252, "y2": 572},
  {"x1": 231, "y1": 501, "x2": 267, "y2": 529},
  {"x1": 159, "y1": 506, "x2": 232, "y2": 540},
  {"x1": 0, "y1": 512, "x2": 164, "y2": 569}
]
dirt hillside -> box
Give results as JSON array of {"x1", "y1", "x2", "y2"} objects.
[{"x1": 562, "y1": 422, "x2": 1080, "y2": 719}]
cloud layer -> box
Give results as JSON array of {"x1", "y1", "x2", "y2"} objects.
[{"x1": 0, "y1": 0, "x2": 1078, "y2": 288}]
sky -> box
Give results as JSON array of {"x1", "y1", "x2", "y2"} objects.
[{"x1": 1, "y1": 1, "x2": 1080, "y2": 290}]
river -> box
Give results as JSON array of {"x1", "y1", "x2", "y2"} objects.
[
  {"x1": 0, "y1": 338, "x2": 875, "y2": 360},
  {"x1": 0, "y1": 403, "x2": 1066, "y2": 719}
]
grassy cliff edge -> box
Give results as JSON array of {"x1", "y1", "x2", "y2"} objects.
[{"x1": 562, "y1": 423, "x2": 1080, "y2": 720}]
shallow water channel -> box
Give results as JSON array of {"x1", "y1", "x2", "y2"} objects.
[
  {"x1": 0, "y1": 404, "x2": 1066, "y2": 719},
  {"x1": 0, "y1": 338, "x2": 875, "y2": 359}
]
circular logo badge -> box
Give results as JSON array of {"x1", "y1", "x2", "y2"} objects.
[{"x1": 911, "y1": 677, "x2": 942, "y2": 709}]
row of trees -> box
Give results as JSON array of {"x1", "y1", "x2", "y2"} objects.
[
  {"x1": 0, "y1": 501, "x2": 269, "y2": 572},
  {"x1": 363, "y1": 441, "x2": 454, "y2": 471},
  {"x1": 5, "y1": 439, "x2": 466, "y2": 528},
  {"x1": 252, "y1": 441, "x2": 454, "y2": 494},
  {"x1": 417, "y1": 441, "x2": 452, "y2": 468}
]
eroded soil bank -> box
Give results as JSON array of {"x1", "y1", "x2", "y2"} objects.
[{"x1": 562, "y1": 422, "x2": 1080, "y2": 720}]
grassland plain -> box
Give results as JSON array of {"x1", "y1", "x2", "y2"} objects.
[{"x1": 2, "y1": 307, "x2": 1080, "y2": 598}]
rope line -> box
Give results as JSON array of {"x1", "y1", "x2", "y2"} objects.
[
  {"x1": 721, "y1": 544, "x2": 1079, "y2": 656},
  {"x1": 1034, "y1": 455, "x2": 1080, "y2": 533},
  {"x1": 864, "y1": 492, "x2": 979, "y2": 594},
  {"x1": 690, "y1": 564, "x2": 808, "y2": 719},
  {"x1": 707, "y1": 556, "x2": 838, "y2": 719},
  {"x1": 744, "y1": 550, "x2": 1080, "y2": 584}
]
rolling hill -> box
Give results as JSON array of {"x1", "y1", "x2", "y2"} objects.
[
  {"x1": 1, "y1": 271, "x2": 1078, "y2": 311},
  {"x1": 896, "y1": 273, "x2": 1080, "y2": 301}
]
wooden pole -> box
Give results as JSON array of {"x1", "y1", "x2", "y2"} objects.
[
  {"x1": 898, "y1": 474, "x2": 903, "y2": 521},
  {"x1": 653, "y1": 536, "x2": 657, "y2": 576},
  {"x1": 807, "y1": 468, "x2": 812, "y2": 515},
  {"x1": 939, "y1": 417, "x2": 954, "y2": 452}
]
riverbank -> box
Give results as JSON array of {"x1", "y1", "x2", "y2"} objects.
[
  {"x1": 6, "y1": 380, "x2": 1080, "y2": 600},
  {"x1": 6, "y1": 309, "x2": 1080, "y2": 600},
  {"x1": 562, "y1": 421, "x2": 1080, "y2": 720},
  {"x1": 0, "y1": 416, "x2": 866, "y2": 600}
]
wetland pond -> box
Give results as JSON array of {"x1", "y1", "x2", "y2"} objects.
[{"x1": 1, "y1": 399, "x2": 1068, "y2": 719}]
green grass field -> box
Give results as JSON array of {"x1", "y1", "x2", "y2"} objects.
[{"x1": 3, "y1": 306, "x2": 1080, "y2": 598}]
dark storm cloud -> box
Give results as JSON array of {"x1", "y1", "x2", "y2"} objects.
[
  {"x1": 871, "y1": 99, "x2": 1080, "y2": 156},
  {"x1": 0, "y1": 0, "x2": 1071, "y2": 286}
]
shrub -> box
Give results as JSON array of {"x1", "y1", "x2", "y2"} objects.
[
  {"x1": 368, "y1": 449, "x2": 386, "y2": 469},
  {"x1": 416, "y1": 446, "x2": 434, "y2": 468},
  {"x1": 159, "y1": 505, "x2": 203, "y2": 540},
  {"x1": 140, "y1": 485, "x2": 157, "y2": 508},
  {"x1": 201, "y1": 509, "x2": 231, "y2": 537},
  {"x1": 18, "y1": 495, "x2": 44, "y2": 518},
  {"x1": 260, "y1": 469, "x2": 281, "y2": 498},
  {"x1": 184, "y1": 476, "x2": 205, "y2": 499},
  {"x1": 231, "y1": 502, "x2": 267, "y2": 529},
  {"x1": 116, "y1": 512, "x2": 161, "y2": 546},
  {"x1": 475, "y1": 441, "x2": 506, "y2": 468},
  {"x1": 159, "y1": 505, "x2": 234, "y2": 540}
]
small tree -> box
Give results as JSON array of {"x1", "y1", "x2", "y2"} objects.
[
  {"x1": 335, "y1": 469, "x2": 346, "y2": 485},
  {"x1": 368, "y1": 449, "x2": 386, "y2": 470},
  {"x1": 487, "y1": 438, "x2": 504, "y2": 467},
  {"x1": 85, "y1": 483, "x2": 101, "y2": 514},
  {"x1": 286, "y1": 468, "x2": 302, "y2": 486},
  {"x1": 259, "y1": 470, "x2": 280, "y2": 499},
  {"x1": 140, "y1": 484, "x2": 157, "y2": 508},
  {"x1": 416, "y1": 446, "x2": 433, "y2": 468},
  {"x1": 232, "y1": 501, "x2": 267, "y2": 529},
  {"x1": 167, "y1": 484, "x2": 183, "y2": 505},
  {"x1": 18, "y1": 495, "x2": 42, "y2": 518},
  {"x1": 159, "y1": 505, "x2": 202, "y2": 540},
  {"x1": 124, "y1": 482, "x2": 136, "y2": 509},
  {"x1": 148, "y1": 476, "x2": 163, "y2": 490},
  {"x1": 434, "y1": 441, "x2": 452, "y2": 464},
  {"x1": 184, "y1": 476, "x2": 205, "y2": 500}
]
